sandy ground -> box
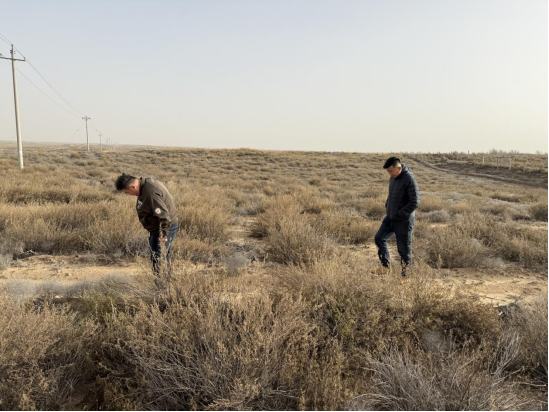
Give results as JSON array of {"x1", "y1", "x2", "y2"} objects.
[{"x1": 1, "y1": 216, "x2": 546, "y2": 306}]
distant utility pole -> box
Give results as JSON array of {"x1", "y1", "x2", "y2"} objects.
[
  {"x1": 82, "y1": 116, "x2": 91, "y2": 151},
  {"x1": 0, "y1": 45, "x2": 26, "y2": 169},
  {"x1": 99, "y1": 133, "x2": 103, "y2": 152}
]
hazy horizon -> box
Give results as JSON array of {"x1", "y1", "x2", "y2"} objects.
[{"x1": 1, "y1": 0, "x2": 547, "y2": 153}]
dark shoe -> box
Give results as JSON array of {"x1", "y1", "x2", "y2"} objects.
[{"x1": 401, "y1": 263, "x2": 410, "y2": 278}]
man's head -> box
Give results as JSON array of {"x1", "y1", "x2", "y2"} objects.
[
  {"x1": 115, "y1": 173, "x2": 140, "y2": 196},
  {"x1": 383, "y1": 156, "x2": 402, "y2": 179}
]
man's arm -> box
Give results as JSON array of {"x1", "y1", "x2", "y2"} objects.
[
  {"x1": 398, "y1": 176, "x2": 420, "y2": 217},
  {"x1": 150, "y1": 190, "x2": 172, "y2": 239}
]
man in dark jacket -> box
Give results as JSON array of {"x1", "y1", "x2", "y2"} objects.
[
  {"x1": 115, "y1": 173, "x2": 179, "y2": 281},
  {"x1": 374, "y1": 157, "x2": 420, "y2": 277}
]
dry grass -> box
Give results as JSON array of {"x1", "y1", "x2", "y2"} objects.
[
  {"x1": 0, "y1": 294, "x2": 100, "y2": 410},
  {"x1": 355, "y1": 345, "x2": 527, "y2": 411},
  {"x1": 530, "y1": 198, "x2": 549, "y2": 221},
  {"x1": 0, "y1": 144, "x2": 546, "y2": 410},
  {"x1": 507, "y1": 293, "x2": 549, "y2": 381}
]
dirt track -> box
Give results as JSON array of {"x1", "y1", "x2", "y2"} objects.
[{"x1": 409, "y1": 156, "x2": 548, "y2": 188}]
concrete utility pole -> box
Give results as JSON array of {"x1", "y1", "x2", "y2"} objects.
[
  {"x1": 98, "y1": 133, "x2": 102, "y2": 152},
  {"x1": 0, "y1": 45, "x2": 26, "y2": 169},
  {"x1": 82, "y1": 116, "x2": 91, "y2": 151}
]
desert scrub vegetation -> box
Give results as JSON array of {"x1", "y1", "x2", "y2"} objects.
[
  {"x1": 506, "y1": 293, "x2": 549, "y2": 381},
  {"x1": 252, "y1": 196, "x2": 377, "y2": 265},
  {"x1": 422, "y1": 212, "x2": 548, "y2": 269},
  {"x1": 0, "y1": 294, "x2": 100, "y2": 410},
  {"x1": 356, "y1": 345, "x2": 526, "y2": 411},
  {"x1": 0, "y1": 144, "x2": 546, "y2": 409},
  {"x1": 1, "y1": 256, "x2": 546, "y2": 410}
]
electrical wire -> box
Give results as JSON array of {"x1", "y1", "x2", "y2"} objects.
[
  {"x1": 88, "y1": 119, "x2": 102, "y2": 135},
  {"x1": 0, "y1": 32, "x2": 12, "y2": 46},
  {"x1": 1, "y1": 33, "x2": 106, "y2": 140},
  {"x1": 68, "y1": 121, "x2": 86, "y2": 141},
  {"x1": 24, "y1": 60, "x2": 84, "y2": 116},
  {"x1": 16, "y1": 68, "x2": 81, "y2": 118},
  {"x1": 0, "y1": 33, "x2": 84, "y2": 116}
]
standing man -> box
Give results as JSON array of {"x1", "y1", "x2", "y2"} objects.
[
  {"x1": 374, "y1": 157, "x2": 420, "y2": 277},
  {"x1": 115, "y1": 173, "x2": 178, "y2": 283}
]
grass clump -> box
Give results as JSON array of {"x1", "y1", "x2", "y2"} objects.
[{"x1": 0, "y1": 295, "x2": 99, "y2": 410}]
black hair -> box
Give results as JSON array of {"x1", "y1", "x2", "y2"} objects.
[
  {"x1": 115, "y1": 173, "x2": 137, "y2": 191},
  {"x1": 383, "y1": 156, "x2": 401, "y2": 169}
]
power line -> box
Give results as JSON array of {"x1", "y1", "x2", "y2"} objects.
[
  {"x1": 24, "y1": 60, "x2": 83, "y2": 116},
  {"x1": 1, "y1": 34, "x2": 107, "y2": 149},
  {"x1": 1, "y1": 33, "x2": 84, "y2": 117},
  {"x1": 89, "y1": 119, "x2": 102, "y2": 134},
  {"x1": 0, "y1": 33, "x2": 11, "y2": 46},
  {"x1": 69, "y1": 121, "x2": 86, "y2": 140},
  {"x1": 0, "y1": 33, "x2": 12, "y2": 44},
  {"x1": 16, "y1": 68, "x2": 81, "y2": 118}
]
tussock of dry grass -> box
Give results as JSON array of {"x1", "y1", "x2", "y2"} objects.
[
  {"x1": 530, "y1": 199, "x2": 548, "y2": 221},
  {"x1": 423, "y1": 213, "x2": 548, "y2": 269},
  {"x1": 0, "y1": 295, "x2": 99, "y2": 411},
  {"x1": 507, "y1": 293, "x2": 548, "y2": 381},
  {"x1": 355, "y1": 345, "x2": 527, "y2": 411}
]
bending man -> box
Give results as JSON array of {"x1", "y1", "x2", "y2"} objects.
[{"x1": 115, "y1": 173, "x2": 179, "y2": 281}]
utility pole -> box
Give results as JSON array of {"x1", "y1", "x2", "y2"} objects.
[
  {"x1": 99, "y1": 133, "x2": 103, "y2": 152},
  {"x1": 82, "y1": 116, "x2": 91, "y2": 151},
  {"x1": 0, "y1": 45, "x2": 26, "y2": 169}
]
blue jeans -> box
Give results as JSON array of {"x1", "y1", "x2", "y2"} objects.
[
  {"x1": 149, "y1": 222, "x2": 178, "y2": 275},
  {"x1": 374, "y1": 216, "x2": 415, "y2": 267}
]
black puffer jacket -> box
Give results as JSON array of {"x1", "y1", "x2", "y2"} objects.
[{"x1": 385, "y1": 164, "x2": 420, "y2": 220}]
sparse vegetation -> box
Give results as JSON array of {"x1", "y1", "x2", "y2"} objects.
[{"x1": 0, "y1": 144, "x2": 546, "y2": 410}]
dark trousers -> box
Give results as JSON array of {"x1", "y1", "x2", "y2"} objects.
[
  {"x1": 374, "y1": 216, "x2": 415, "y2": 267},
  {"x1": 149, "y1": 222, "x2": 179, "y2": 275}
]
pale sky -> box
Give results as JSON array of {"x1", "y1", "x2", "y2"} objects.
[{"x1": 0, "y1": 0, "x2": 547, "y2": 153}]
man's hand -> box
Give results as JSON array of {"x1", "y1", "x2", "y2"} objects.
[{"x1": 159, "y1": 235, "x2": 168, "y2": 244}]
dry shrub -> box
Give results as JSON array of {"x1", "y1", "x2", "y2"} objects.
[
  {"x1": 0, "y1": 171, "x2": 110, "y2": 204},
  {"x1": 315, "y1": 210, "x2": 378, "y2": 244},
  {"x1": 356, "y1": 346, "x2": 525, "y2": 411},
  {"x1": 171, "y1": 237, "x2": 227, "y2": 263},
  {"x1": 419, "y1": 195, "x2": 448, "y2": 212},
  {"x1": 101, "y1": 283, "x2": 318, "y2": 410},
  {"x1": 426, "y1": 226, "x2": 487, "y2": 268},
  {"x1": 276, "y1": 257, "x2": 501, "y2": 353},
  {"x1": 495, "y1": 225, "x2": 548, "y2": 269},
  {"x1": 423, "y1": 209, "x2": 451, "y2": 222},
  {"x1": 0, "y1": 295, "x2": 99, "y2": 410},
  {"x1": 301, "y1": 197, "x2": 336, "y2": 214},
  {"x1": 509, "y1": 294, "x2": 548, "y2": 380},
  {"x1": 254, "y1": 196, "x2": 375, "y2": 256},
  {"x1": 177, "y1": 205, "x2": 230, "y2": 243},
  {"x1": 266, "y1": 213, "x2": 336, "y2": 266},
  {"x1": 251, "y1": 195, "x2": 301, "y2": 238},
  {"x1": 529, "y1": 199, "x2": 548, "y2": 221},
  {"x1": 174, "y1": 187, "x2": 232, "y2": 249},
  {"x1": 424, "y1": 212, "x2": 548, "y2": 269},
  {"x1": 0, "y1": 239, "x2": 13, "y2": 269},
  {"x1": 0, "y1": 200, "x2": 143, "y2": 255},
  {"x1": 481, "y1": 200, "x2": 532, "y2": 221},
  {"x1": 361, "y1": 198, "x2": 386, "y2": 219},
  {"x1": 0, "y1": 253, "x2": 11, "y2": 270},
  {"x1": 491, "y1": 192, "x2": 521, "y2": 203},
  {"x1": 446, "y1": 201, "x2": 476, "y2": 215}
]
